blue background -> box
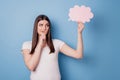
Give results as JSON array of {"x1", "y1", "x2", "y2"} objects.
[{"x1": 0, "y1": 0, "x2": 120, "y2": 80}]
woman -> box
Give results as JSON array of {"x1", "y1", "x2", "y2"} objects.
[{"x1": 21, "y1": 14, "x2": 84, "y2": 80}]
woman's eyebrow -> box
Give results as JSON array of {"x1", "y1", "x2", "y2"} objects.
[
  {"x1": 46, "y1": 23, "x2": 49, "y2": 25},
  {"x1": 39, "y1": 22, "x2": 43, "y2": 24}
]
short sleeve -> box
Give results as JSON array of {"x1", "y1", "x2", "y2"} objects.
[
  {"x1": 21, "y1": 41, "x2": 32, "y2": 51},
  {"x1": 54, "y1": 39, "x2": 65, "y2": 50},
  {"x1": 59, "y1": 40, "x2": 65, "y2": 50}
]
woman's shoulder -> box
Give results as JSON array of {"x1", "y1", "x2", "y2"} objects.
[
  {"x1": 23, "y1": 41, "x2": 32, "y2": 45},
  {"x1": 52, "y1": 39, "x2": 62, "y2": 42},
  {"x1": 52, "y1": 39, "x2": 65, "y2": 50},
  {"x1": 21, "y1": 41, "x2": 32, "y2": 50},
  {"x1": 52, "y1": 39, "x2": 65, "y2": 45}
]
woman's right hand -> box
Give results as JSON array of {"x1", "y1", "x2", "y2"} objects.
[{"x1": 38, "y1": 33, "x2": 46, "y2": 47}]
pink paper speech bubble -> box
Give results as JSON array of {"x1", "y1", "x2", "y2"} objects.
[{"x1": 68, "y1": 5, "x2": 94, "y2": 23}]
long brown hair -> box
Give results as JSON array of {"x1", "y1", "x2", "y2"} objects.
[{"x1": 30, "y1": 14, "x2": 55, "y2": 54}]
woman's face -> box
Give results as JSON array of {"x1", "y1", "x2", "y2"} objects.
[{"x1": 37, "y1": 20, "x2": 50, "y2": 36}]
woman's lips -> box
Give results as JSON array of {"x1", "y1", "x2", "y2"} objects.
[{"x1": 41, "y1": 31, "x2": 45, "y2": 33}]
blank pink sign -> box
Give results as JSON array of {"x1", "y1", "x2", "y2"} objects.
[{"x1": 68, "y1": 5, "x2": 94, "y2": 23}]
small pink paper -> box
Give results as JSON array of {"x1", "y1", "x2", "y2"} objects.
[{"x1": 68, "y1": 5, "x2": 94, "y2": 23}]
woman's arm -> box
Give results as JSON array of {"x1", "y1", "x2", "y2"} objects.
[
  {"x1": 22, "y1": 34, "x2": 45, "y2": 71},
  {"x1": 22, "y1": 41, "x2": 42, "y2": 71},
  {"x1": 60, "y1": 22, "x2": 84, "y2": 59}
]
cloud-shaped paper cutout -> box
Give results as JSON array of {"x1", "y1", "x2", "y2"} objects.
[{"x1": 68, "y1": 5, "x2": 94, "y2": 23}]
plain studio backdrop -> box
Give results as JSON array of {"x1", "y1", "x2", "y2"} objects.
[{"x1": 0, "y1": 0, "x2": 120, "y2": 80}]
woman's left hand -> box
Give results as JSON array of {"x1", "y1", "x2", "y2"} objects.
[{"x1": 78, "y1": 22, "x2": 85, "y2": 33}]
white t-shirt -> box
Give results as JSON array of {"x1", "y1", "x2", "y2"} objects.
[{"x1": 21, "y1": 39, "x2": 65, "y2": 80}]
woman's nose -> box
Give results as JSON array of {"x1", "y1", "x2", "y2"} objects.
[{"x1": 42, "y1": 26, "x2": 46, "y2": 30}]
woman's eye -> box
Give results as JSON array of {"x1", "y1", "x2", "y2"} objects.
[
  {"x1": 46, "y1": 25, "x2": 49, "y2": 27},
  {"x1": 39, "y1": 24, "x2": 43, "y2": 27}
]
